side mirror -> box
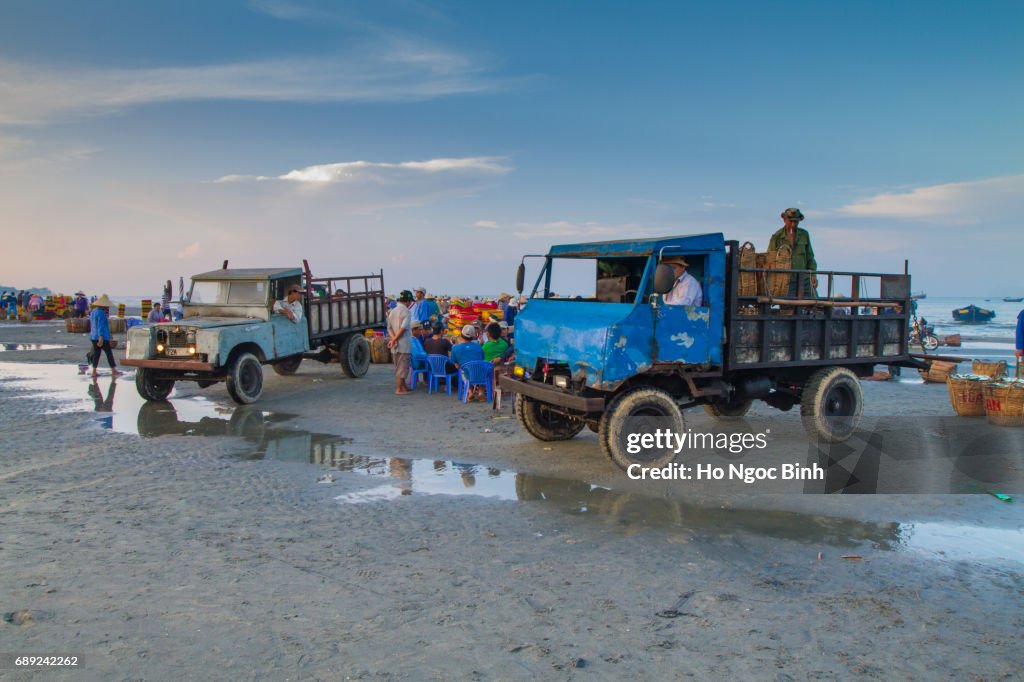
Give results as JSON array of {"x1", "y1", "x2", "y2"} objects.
[
  {"x1": 653, "y1": 263, "x2": 676, "y2": 295},
  {"x1": 516, "y1": 263, "x2": 525, "y2": 294}
]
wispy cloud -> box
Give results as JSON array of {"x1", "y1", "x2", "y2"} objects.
[
  {"x1": 510, "y1": 220, "x2": 644, "y2": 240},
  {"x1": 0, "y1": 48, "x2": 512, "y2": 125},
  {"x1": 217, "y1": 157, "x2": 512, "y2": 184},
  {"x1": 474, "y1": 220, "x2": 499, "y2": 229},
  {"x1": 832, "y1": 175, "x2": 1024, "y2": 224},
  {"x1": 177, "y1": 242, "x2": 200, "y2": 258}
]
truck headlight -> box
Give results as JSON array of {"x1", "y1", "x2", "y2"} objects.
[
  {"x1": 188, "y1": 346, "x2": 196, "y2": 355},
  {"x1": 156, "y1": 343, "x2": 165, "y2": 353},
  {"x1": 553, "y1": 375, "x2": 569, "y2": 389},
  {"x1": 513, "y1": 366, "x2": 525, "y2": 378}
]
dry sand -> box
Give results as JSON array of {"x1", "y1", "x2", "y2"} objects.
[{"x1": 1, "y1": 320, "x2": 1022, "y2": 680}]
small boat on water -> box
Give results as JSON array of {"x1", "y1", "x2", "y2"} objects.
[
  {"x1": 952, "y1": 304, "x2": 996, "y2": 324},
  {"x1": 1004, "y1": 296, "x2": 1023, "y2": 302},
  {"x1": 911, "y1": 291, "x2": 927, "y2": 300}
]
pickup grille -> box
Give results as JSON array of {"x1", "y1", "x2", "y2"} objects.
[{"x1": 164, "y1": 328, "x2": 191, "y2": 348}]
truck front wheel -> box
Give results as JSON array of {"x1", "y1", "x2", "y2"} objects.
[
  {"x1": 226, "y1": 352, "x2": 264, "y2": 404},
  {"x1": 339, "y1": 335, "x2": 371, "y2": 378},
  {"x1": 600, "y1": 387, "x2": 685, "y2": 470},
  {"x1": 515, "y1": 395, "x2": 585, "y2": 441},
  {"x1": 136, "y1": 368, "x2": 174, "y2": 401},
  {"x1": 800, "y1": 367, "x2": 863, "y2": 442}
]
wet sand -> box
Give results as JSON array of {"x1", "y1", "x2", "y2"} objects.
[{"x1": 1, "y1": 321, "x2": 1021, "y2": 679}]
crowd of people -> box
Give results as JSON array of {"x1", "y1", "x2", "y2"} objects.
[
  {"x1": 1, "y1": 290, "x2": 97, "y2": 320},
  {"x1": 386, "y1": 289, "x2": 518, "y2": 400}
]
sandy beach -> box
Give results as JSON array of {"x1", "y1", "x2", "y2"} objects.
[{"x1": 1, "y1": 320, "x2": 1022, "y2": 679}]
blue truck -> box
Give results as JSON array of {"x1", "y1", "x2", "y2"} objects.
[
  {"x1": 500, "y1": 233, "x2": 922, "y2": 469},
  {"x1": 124, "y1": 261, "x2": 385, "y2": 404}
]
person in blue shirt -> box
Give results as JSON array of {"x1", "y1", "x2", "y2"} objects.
[
  {"x1": 451, "y1": 324, "x2": 486, "y2": 401},
  {"x1": 1016, "y1": 308, "x2": 1023, "y2": 361},
  {"x1": 410, "y1": 287, "x2": 440, "y2": 326},
  {"x1": 88, "y1": 294, "x2": 124, "y2": 378}
]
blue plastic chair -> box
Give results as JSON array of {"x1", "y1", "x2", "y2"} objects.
[
  {"x1": 459, "y1": 360, "x2": 494, "y2": 403},
  {"x1": 426, "y1": 354, "x2": 458, "y2": 395}
]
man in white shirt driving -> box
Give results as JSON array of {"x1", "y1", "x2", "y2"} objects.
[{"x1": 661, "y1": 256, "x2": 702, "y2": 307}]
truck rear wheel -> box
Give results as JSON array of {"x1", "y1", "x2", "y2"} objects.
[
  {"x1": 600, "y1": 387, "x2": 685, "y2": 470},
  {"x1": 800, "y1": 367, "x2": 863, "y2": 442},
  {"x1": 703, "y1": 398, "x2": 752, "y2": 417},
  {"x1": 339, "y1": 335, "x2": 371, "y2": 378},
  {"x1": 136, "y1": 367, "x2": 174, "y2": 401},
  {"x1": 515, "y1": 395, "x2": 585, "y2": 441},
  {"x1": 226, "y1": 352, "x2": 264, "y2": 404},
  {"x1": 272, "y1": 355, "x2": 303, "y2": 376}
]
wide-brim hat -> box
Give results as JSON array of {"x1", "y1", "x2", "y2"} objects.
[
  {"x1": 662, "y1": 256, "x2": 689, "y2": 268},
  {"x1": 75, "y1": 291, "x2": 85, "y2": 296},
  {"x1": 781, "y1": 207, "x2": 804, "y2": 221},
  {"x1": 92, "y1": 293, "x2": 113, "y2": 308}
]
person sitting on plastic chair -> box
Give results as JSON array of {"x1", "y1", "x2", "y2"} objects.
[
  {"x1": 451, "y1": 325, "x2": 485, "y2": 401},
  {"x1": 458, "y1": 360, "x2": 494, "y2": 404}
]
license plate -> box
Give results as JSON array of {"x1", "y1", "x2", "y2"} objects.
[{"x1": 166, "y1": 348, "x2": 191, "y2": 357}]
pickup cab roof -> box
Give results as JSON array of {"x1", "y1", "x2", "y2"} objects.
[
  {"x1": 548, "y1": 233, "x2": 725, "y2": 258},
  {"x1": 191, "y1": 267, "x2": 303, "y2": 281}
]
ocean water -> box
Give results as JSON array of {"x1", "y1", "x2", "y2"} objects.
[{"x1": 913, "y1": 296, "x2": 1022, "y2": 340}]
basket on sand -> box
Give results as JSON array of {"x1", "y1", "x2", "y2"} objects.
[
  {"x1": 738, "y1": 241, "x2": 758, "y2": 297},
  {"x1": 65, "y1": 318, "x2": 90, "y2": 334},
  {"x1": 919, "y1": 360, "x2": 958, "y2": 384},
  {"x1": 369, "y1": 336, "x2": 391, "y2": 364},
  {"x1": 757, "y1": 242, "x2": 793, "y2": 298},
  {"x1": 971, "y1": 360, "x2": 1006, "y2": 379},
  {"x1": 946, "y1": 375, "x2": 987, "y2": 417},
  {"x1": 982, "y1": 360, "x2": 1024, "y2": 427},
  {"x1": 108, "y1": 317, "x2": 127, "y2": 334}
]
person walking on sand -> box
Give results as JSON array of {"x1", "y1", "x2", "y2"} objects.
[
  {"x1": 88, "y1": 294, "x2": 123, "y2": 378},
  {"x1": 387, "y1": 290, "x2": 414, "y2": 395},
  {"x1": 1016, "y1": 308, "x2": 1023, "y2": 361}
]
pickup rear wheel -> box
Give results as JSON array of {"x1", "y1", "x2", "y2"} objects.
[
  {"x1": 600, "y1": 387, "x2": 685, "y2": 470},
  {"x1": 800, "y1": 367, "x2": 863, "y2": 442},
  {"x1": 703, "y1": 398, "x2": 753, "y2": 418},
  {"x1": 136, "y1": 367, "x2": 174, "y2": 401},
  {"x1": 272, "y1": 355, "x2": 303, "y2": 376},
  {"x1": 515, "y1": 395, "x2": 585, "y2": 441},
  {"x1": 226, "y1": 352, "x2": 264, "y2": 404},
  {"x1": 339, "y1": 335, "x2": 371, "y2": 378}
]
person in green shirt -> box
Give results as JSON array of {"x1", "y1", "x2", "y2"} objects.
[
  {"x1": 482, "y1": 322, "x2": 509, "y2": 362},
  {"x1": 768, "y1": 207, "x2": 818, "y2": 298}
]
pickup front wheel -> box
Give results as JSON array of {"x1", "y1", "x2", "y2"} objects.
[
  {"x1": 515, "y1": 395, "x2": 585, "y2": 441},
  {"x1": 226, "y1": 352, "x2": 264, "y2": 404},
  {"x1": 600, "y1": 387, "x2": 685, "y2": 470},
  {"x1": 800, "y1": 367, "x2": 863, "y2": 442},
  {"x1": 339, "y1": 335, "x2": 371, "y2": 378},
  {"x1": 136, "y1": 367, "x2": 174, "y2": 401}
]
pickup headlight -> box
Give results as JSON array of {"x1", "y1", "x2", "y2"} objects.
[{"x1": 553, "y1": 375, "x2": 569, "y2": 389}]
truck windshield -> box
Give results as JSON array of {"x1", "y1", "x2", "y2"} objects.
[
  {"x1": 189, "y1": 280, "x2": 267, "y2": 305},
  {"x1": 537, "y1": 256, "x2": 646, "y2": 303}
]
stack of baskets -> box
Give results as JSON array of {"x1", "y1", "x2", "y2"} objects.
[
  {"x1": 65, "y1": 318, "x2": 90, "y2": 334},
  {"x1": 737, "y1": 241, "x2": 793, "y2": 315},
  {"x1": 369, "y1": 336, "x2": 391, "y2": 364},
  {"x1": 108, "y1": 317, "x2": 127, "y2": 334},
  {"x1": 982, "y1": 360, "x2": 1024, "y2": 427}
]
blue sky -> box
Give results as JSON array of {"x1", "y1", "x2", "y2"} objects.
[{"x1": 1, "y1": 0, "x2": 1021, "y2": 297}]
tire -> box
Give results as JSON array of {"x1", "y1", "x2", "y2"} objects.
[
  {"x1": 515, "y1": 394, "x2": 586, "y2": 441},
  {"x1": 923, "y1": 335, "x2": 940, "y2": 351},
  {"x1": 339, "y1": 335, "x2": 371, "y2": 378},
  {"x1": 226, "y1": 352, "x2": 264, "y2": 404},
  {"x1": 599, "y1": 387, "x2": 685, "y2": 470},
  {"x1": 136, "y1": 367, "x2": 174, "y2": 401},
  {"x1": 272, "y1": 354, "x2": 303, "y2": 376},
  {"x1": 703, "y1": 398, "x2": 753, "y2": 418},
  {"x1": 800, "y1": 367, "x2": 863, "y2": 443}
]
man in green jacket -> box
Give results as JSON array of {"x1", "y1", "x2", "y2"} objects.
[{"x1": 768, "y1": 207, "x2": 817, "y2": 297}]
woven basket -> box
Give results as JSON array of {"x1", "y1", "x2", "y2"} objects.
[
  {"x1": 919, "y1": 360, "x2": 959, "y2": 384},
  {"x1": 946, "y1": 375, "x2": 987, "y2": 416},
  {"x1": 971, "y1": 360, "x2": 1006, "y2": 379},
  {"x1": 65, "y1": 318, "x2": 90, "y2": 333},
  {"x1": 757, "y1": 242, "x2": 793, "y2": 297},
  {"x1": 738, "y1": 241, "x2": 758, "y2": 297},
  {"x1": 108, "y1": 317, "x2": 127, "y2": 334},
  {"x1": 983, "y1": 381, "x2": 1024, "y2": 426},
  {"x1": 369, "y1": 336, "x2": 391, "y2": 364}
]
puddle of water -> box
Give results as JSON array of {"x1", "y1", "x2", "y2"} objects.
[
  {"x1": 0, "y1": 343, "x2": 69, "y2": 352},
  {"x1": 2, "y1": 362, "x2": 1019, "y2": 564}
]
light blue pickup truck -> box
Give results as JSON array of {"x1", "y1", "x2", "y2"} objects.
[{"x1": 123, "y1": 261, "x2": 386, "y2": 404}]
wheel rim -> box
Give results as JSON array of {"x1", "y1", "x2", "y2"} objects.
[
  {"x1": 240, "y1": 361, "x2": 260, "y2": 394},
  {"x1": 352, "y1": 341, "x2": 368, "y2": 369},
  {"x1": 824, "y1": 383, "x2": 854, "y2": 417}
]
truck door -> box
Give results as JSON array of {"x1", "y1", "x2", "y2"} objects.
[
  {"x1": 271, "y1": 313, "x2": 310, "y2": 357},
  {"x1": 653, "y1": 253, "x2": 713, "y2": 364}
]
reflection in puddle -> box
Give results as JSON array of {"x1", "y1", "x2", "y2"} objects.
[
  {"x1": 0, "y1": 343, "x2": 69, "y2": 352},
  {"x1": 3, "y1": 362, "x2": 1019, "y2": 564}
]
